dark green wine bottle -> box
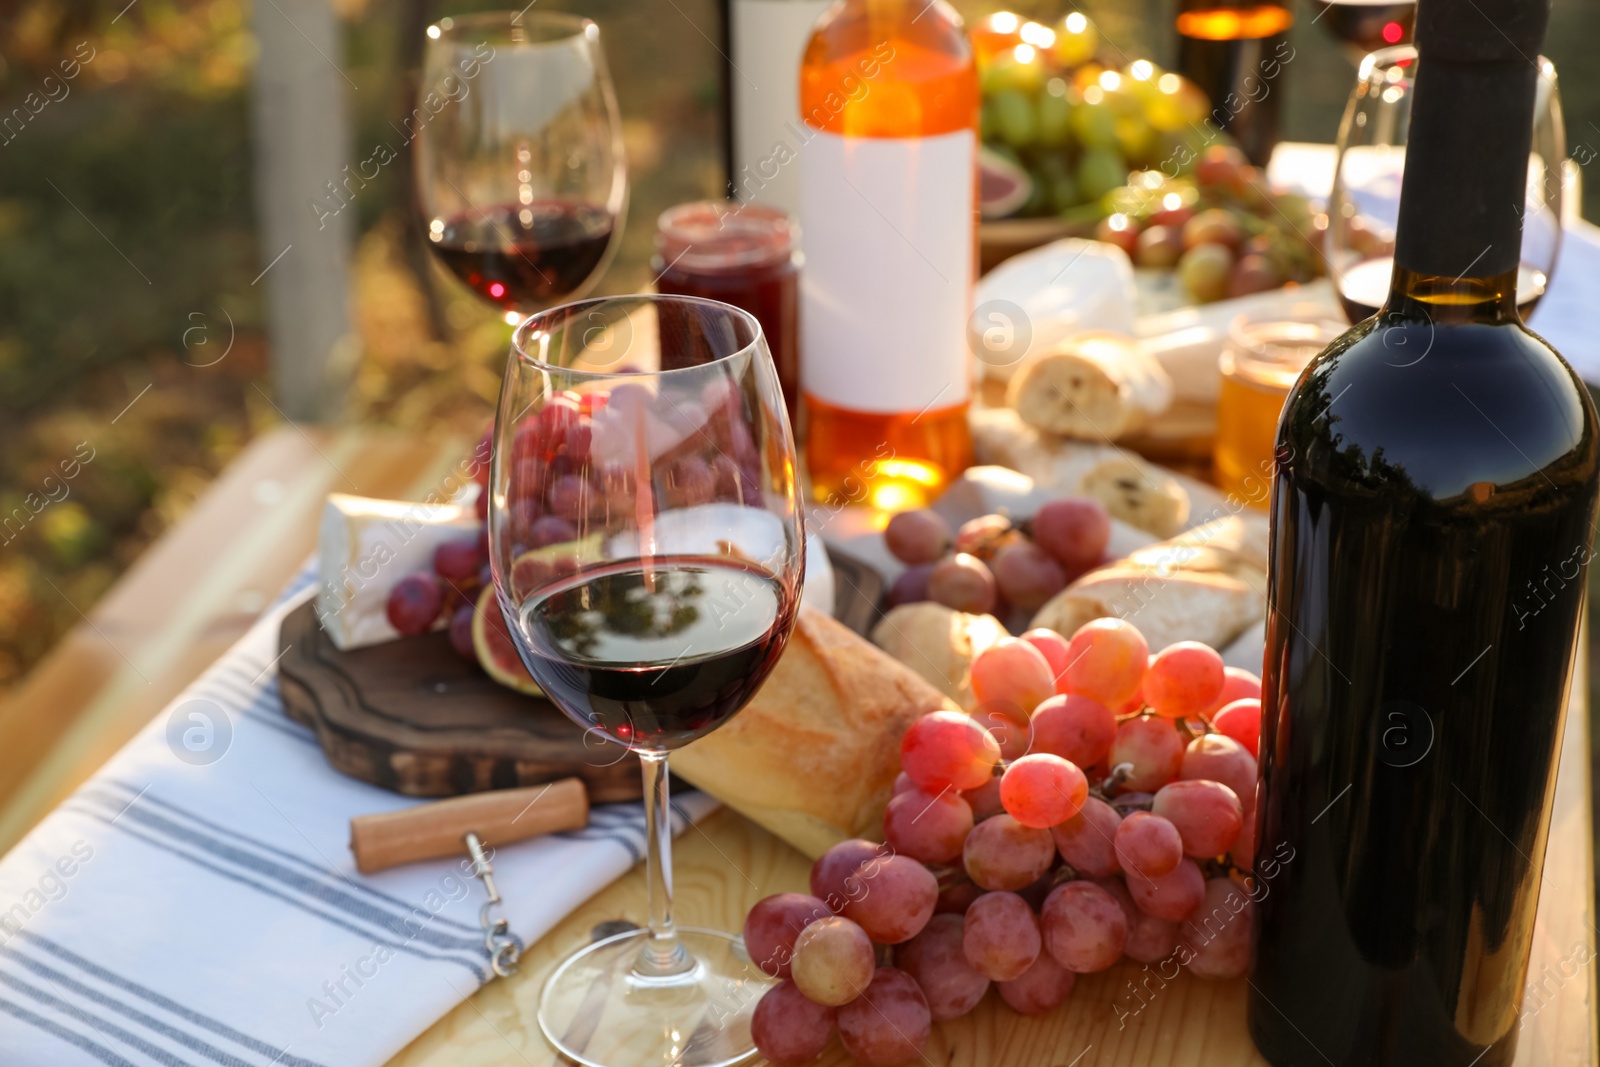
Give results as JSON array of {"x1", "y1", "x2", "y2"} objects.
[{"x1": 1248, "y1": 0, "x2": 1598, "y2": 1064}]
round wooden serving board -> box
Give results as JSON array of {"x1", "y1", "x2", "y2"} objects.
[
  {"x1": 278, "y1": 548, "x2": 883, "y2": 801},
  {"x1": 277, "y1": 600, "x2": 644, "y2": 801}
]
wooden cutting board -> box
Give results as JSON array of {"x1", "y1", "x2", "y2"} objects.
[{"x1": 278, "y1": 548, "x2": 884, "y2": 800}]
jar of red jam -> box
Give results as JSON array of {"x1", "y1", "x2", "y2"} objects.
[{"x1": 653, "y1": 201, "x2": 801, "y2": 428}]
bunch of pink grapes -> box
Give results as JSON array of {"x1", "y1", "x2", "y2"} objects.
[{"x1": 743, "y1": 617, "x2": 1266, "y2": 1065}]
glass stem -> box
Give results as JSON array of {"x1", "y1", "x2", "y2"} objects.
[{"x1": 635, "y1": 750, "x2": 692, "y2": 978}]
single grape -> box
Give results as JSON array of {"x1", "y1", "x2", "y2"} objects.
[
  {"x1": 1212, "y1": 697, "x2": 1262, "y2": 758},
  {"x1": 1202, "y1": 666, "x2": 1262, "y2": 720},
  {"x1": 1180, "y1": 733, "x2": 1258, "y2": 809},
  {"x1": 448, "y1": 603, "x2": 475, "y2": 660},
  {"x1": 843, "y1": 854, "x2": 938, "y2": 944},
  {"x1": 1113, "y1": 811, "x2": 1184, "y2": 878},
  {"x1": 836, "y1": 968, "x2": 932, "y2": 1067},
  {"x1": 1029, "y1": 694, "x2": 1116, "y2": 768},
  {"x1": 883, "y1": 787, "x2": 974, "y2": 865},
  {"x1": 1178, "y1": 242, "x2": 1232, "y2": 303},
  {"x1": 752, "y1": 980, "x2": 837, "y2": 1065},
  {"x1": 1182, "y1": 207, "x2": 1244, "y2": 250},
  {"x1": 1051, "y1": 796, "x2": 1122, "y2": 877},
  {"x1": 900, "y1": 711, "x2": 1001, "y2": 793},
  {"x1": 1096, "y1": 877, "x2": 1180, "y2": 964},
  {"x1": 744, "y1": 893, "x2": 832, "y2": 979},
  {"x1": 1126, "y1": 856, "x2": 1206, "y2": 922},
  {"x1": 996, "y1": 950, "x2": 1076, "y2": 1014},
  {"x1": 895, "y1": 913, "x2": 990, "y2": 1021},
  {"x1": 891, "y1": 771, "x2": 917, "y2": 797},
  {"x1": 1109, "y1": 715, "x2": 1186, "y2": 792},
  {"x1": 534, "y1": 394, "x2": 581, "y2": 446},
  {"x1": 1030, "y1": 498, "x2": 1111, "y2": 573},
  {"x1": 386, "y1": 573, "x2": 444, "y2": 636},
  {"x1": 1229, "y1": 252, "x2": 1281, "y2": 299},
  {"x1": 811, "y1": 840, "x2": 889, "y2": 912},
  {"x1": 991, "y1": 541, "x2": 1068, "y2": 612},
  {"x1": 433, "y1": 536, "x2": 485, "y2": 583},
  {"x1": 1041, "y1": 881, "x2": 1128, "y2": 973},
  {"x1": 971, "y1": 638, "x2": 1056, "y2": 721},
  {"x1": 791, "y1": 916, "x2": 876, "y2": 1006},
  {"x1": 885, "y1": 509, "x2": 953, "y2": 565},
  {"x1": 661, "y1": 456, "x2": 715, "y2": 509},
  {"x1": 963, "y1": 813, "x2": 1056, "y2": 891},
  {"x1": 887, "y1": 563, "x2": 935, "y2": 608},
  {"x1": 954, "y1": 514, "x2": 1013, "y2": 559},
  {"x1": 1153, "y1": 780, "x2": 1243, "y2": 858},
  {"x1": 963, "y1": 775, "x2": 1005, "y2": 821},
  {"x1": 927, "y1": 552, "x2": 998, "y2": 614},
  {"x1": 962, "y1": 891, "x2": 1041, "y2": 981},
  {"x1": 1143, "y1": 642, "x2": 1226, "y2": 719},
  {"x1": 528, "y1": 514, "x2": 579, "y2": 549},
  {"x1": 1180, "y1": 878, "x2": 1253, "y2": 979},
  {"x1": 548, "y1": 473, "x2": 600, "y2": 521},
  {"x1": 1020, "y1": 628, "x2": 1072, "y2": 688},
  {"x1": 1063, "y1": 618, "x2": 1148, "y2": 707},
  {"x1": 1000, "y1": 753, "x2": 1088, "y2": 829}
]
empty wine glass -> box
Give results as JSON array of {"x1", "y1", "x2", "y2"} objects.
[
  {"x1": 1327, "y1": 45, "x2": 1564, "y2": 323},
  {"x1": 415, "y1": 12, "x2": 627, "y2": 320},
  {"x1": 488, "y1": 295, "x2": 803, "y2": 1067}
]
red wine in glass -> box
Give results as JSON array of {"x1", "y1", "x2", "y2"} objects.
[
  {"x1": 1337, "y1": 255, "x2": 1547, "y2": 321},
  {"x1": 516, "y1": 555, "x2": 796, "y2": 751},
  {"x1": 1311, "y1": 0, "x2": 1415, "y2": 57},
  {"x1": 431, "y1": 200, "x2": 615, "y2": 311}
]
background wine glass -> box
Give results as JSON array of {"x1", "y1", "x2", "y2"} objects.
[
  {"x1": 415, "y1": 13, "x2": 627, "y2": 321},
  {"x1": 489, "y1": 294, "x2": 803, "y2": 1067},
  {"x1": 1327, "y1": 45, "x2": 1565, "y2": 324}
]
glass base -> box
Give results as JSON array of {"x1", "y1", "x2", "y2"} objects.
[{"x1": 537, "y1": 926, "x2": 775, "y2": 1067}]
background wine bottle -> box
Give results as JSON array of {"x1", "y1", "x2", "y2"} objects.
[
  {"x1": 1174, "y1": 0, "x2": 1292, "y2": 166},
  {"x1": 1250, "y1": 0, "x2": 1598, "y2": 1064},
  {"x1": 798, "y1": 0, "x2": 978, "y2": 509}
]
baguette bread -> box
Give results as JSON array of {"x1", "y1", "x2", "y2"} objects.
[
  {"x1": 1006, "y1": 331, "x2": 1174, "y2": 439},
  {"x1": 870, "y1": 602, "x2": 1009, "y2": 712},
  {"x1": 672, "y1": 608, "x2": 956, "y2": 859},
  {"x1": 1029, "y1": 515, "x2": 1268, "y2": 651}
]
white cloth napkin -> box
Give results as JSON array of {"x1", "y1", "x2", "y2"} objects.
[{"x1": 0, "y1": 568, "x2": 717, "y2": 1067}]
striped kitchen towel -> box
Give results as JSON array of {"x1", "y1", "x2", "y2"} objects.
[{"x1": 0, "y1": 568, "x2": 718, "y2": 1067}]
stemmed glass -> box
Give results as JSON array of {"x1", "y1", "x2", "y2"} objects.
[
  {"x1": 415, "y1": 12, "x2": 627, "y2": 322},
  {"x1": 1326, "y1": 45, "x2": 1565, "y2": 324},
  {"x1": 488, "y1": 295, "x2": 804, "y2": 1066}
]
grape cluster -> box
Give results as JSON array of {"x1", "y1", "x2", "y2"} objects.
[
  {"x1": 745, "y1": 617, "x2": 1266, "y2": 1065},
  {"x1": 885, "y1": 498, "x2": 1111, "y2": 622}
]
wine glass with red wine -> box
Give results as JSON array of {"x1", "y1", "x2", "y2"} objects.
[
  {"x1": 416, "y1": 13, "x2": 626, "y2": 320},
  {"x1": 1327, "y1": 45, "x2": 1565, "y2": 324},
  {"x1": 489, "y1": 295, "x2": 803, "y2": 1067}
]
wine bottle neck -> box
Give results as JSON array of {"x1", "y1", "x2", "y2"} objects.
[
  {"x1": 1390, "y1": 54, "x2": 1538, "y2": 298},
  {"x1": 1385, "y1": 263, "x2": 1521, "y2": 324}
]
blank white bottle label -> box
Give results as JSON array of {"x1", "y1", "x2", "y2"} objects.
[{"x1": 800, "y1": 129, "x2": 974, "y2": 414}]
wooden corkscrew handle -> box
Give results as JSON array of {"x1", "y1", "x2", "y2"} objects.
[{"x1": 349, "y1": 778, "x2": 589, "y2": 874}]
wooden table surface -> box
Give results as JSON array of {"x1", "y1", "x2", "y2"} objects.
[{"x1": 0, "y1": 425, "x2": 1593, "y2": 1066}]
